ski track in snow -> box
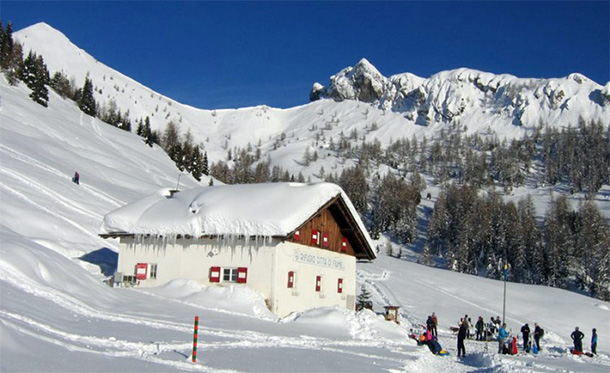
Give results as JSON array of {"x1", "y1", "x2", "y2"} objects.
[
  {"x1": 0, "y1": 143, "x2": 125, "y2": 208},
  {"x1": 357, "y1": 270, "x2": 423, "y2": 328},
  {"x1": 0, "y1": 264, "x2": 427, "y2": 371},
  {"x1": 0, "y1": 166, "x2": 102, "y2": 222},
  {"x1": 0, "y1": 181, "x2": 96, "y2": 237}
]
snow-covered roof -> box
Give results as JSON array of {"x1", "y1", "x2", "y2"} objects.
[{"x1": 101, "y1": 182, "x2": 376, "y2": 259}]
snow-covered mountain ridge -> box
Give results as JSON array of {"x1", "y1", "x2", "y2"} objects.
[
  {"x1": 314, "y1": 58, "x2": 610, "y2": 126},
  {"x1": 14, "y1": 23, "x2": 610, "y2": 171}
]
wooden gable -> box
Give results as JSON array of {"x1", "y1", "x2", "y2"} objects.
[{"x1": 287, "y1": 195, "x2": 375, "y2": 260}]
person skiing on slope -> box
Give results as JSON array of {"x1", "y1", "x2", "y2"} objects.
[
  {"x1": 521, "y1": 323, "x2": 531, "y2": 351},
  {"x1": 498, "y1": 323, "x2": 509, "y2": 354},
  {"x1": 591, "y1": 328, "x2": 597, "y2": 355},
  {"x1": 457, "y1": 319, "x2": 467, "y2": 357},
  {"x1": 571, "y1": 326, "x2": 584, "y2": 353},
  {"x1": 73, "y1": 171, "x2": 80, "y2": 185},
  {"x1": 533, "y1": 323, "x2": 543, "y2": 351}
]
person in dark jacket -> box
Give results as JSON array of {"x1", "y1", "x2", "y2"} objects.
[
  {"x1": 431, "y1": 312, "x2": 438, "y2": 337},
  {"x1": 475, "y1": 316, "x2": 485, "y2": 341},
  {"x1": 521, "y1": 323, "x2": 531, "y2": 351},
  {"x1": 426, "y1": 315, "x2": 434, "y2": 334},
  {"x1": 571, "y1": 326, "x2": 585, "y2": 353},
  {"x1": 533, "y1": 323, "x2": 543, "y2": 351},
  {"x1": 591, "y1": 328, "x2": 597, "y2": 355},
  {"x1": 457, "y1": 319, "x2": 467, "y2": 357}
]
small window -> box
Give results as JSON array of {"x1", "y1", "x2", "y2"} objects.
[
  {"x1": 312, "y1": 230, "x2": 320, "y2": 245},
  {"x1": 135, "y1": 263, "x2": 148, "y2": 280},
  {"x1": 150, "y1": 264, "x2": 158, "y2": 279},
  {"x1": 223, "y1": 268, "x2": 239, "y2": 282},
  {"x1": 287, "y1": 271, "x2": 296, "y2": 288}
]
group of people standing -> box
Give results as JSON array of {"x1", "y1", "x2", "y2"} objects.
[
  {"x1": 427, "y1": 312, "x2": 599, "y2": 358},
  {"x1": 519, "y1": 322, "x2": 544, "y2": 352}
]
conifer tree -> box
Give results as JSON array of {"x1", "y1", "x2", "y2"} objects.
[
  {"x1": 356, "y1": 285, "x2": 372, "y2": 311},
  {"x1": 202, "y1": 151, "x2": 209, "y2": 176},
  {"x1": 78, "y1": 77, "x2": 97, "y2": 116}
]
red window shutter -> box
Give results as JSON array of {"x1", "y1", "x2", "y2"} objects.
[
  {"x1": 337, "y1": 278, "x2": 343, "y2": 293},
  {"x1": 237, "y1": 267, "x2": 248, "y2": 283},
  {"x1": 209, "y1": 266, "x2": 221, "y2": 283},
  {"x1": 312, "y1": 230, "x2": 319, "y2": 245},
  {"x1": 315, "y1": 275, "x2": 321, "y2": 292},
  {"x1": 322, "y1": 232, "x2": 329, "y2": 247},
  {"x1": 341, "y1": 237, "x2": 348, "y2": 252},
  {"x1": 287, "y1": 271, "x2": 295, "y2": 288},
  {"x1": 294, "y1": 230, "x2": 300, "y2": 241},
  {"x1": 135, "y1": 263, "x2": 148, "y2": 280}
]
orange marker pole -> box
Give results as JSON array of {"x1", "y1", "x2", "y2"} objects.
[{"x1": 192, "y1": 316, "x2": 199, "y2": 363}]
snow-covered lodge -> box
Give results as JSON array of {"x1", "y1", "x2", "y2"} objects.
[{"x1": 100, "y1": 183, "x2": 376, "y2": 317}]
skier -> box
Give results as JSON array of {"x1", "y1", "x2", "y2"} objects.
[
  {"x1": 431, "y1": 312, "x2": 438, "y2": 337},
  {"x1": 521, "y1": 323, "x2": 531, "y2": 351},
  {"x1": 73, "y1": 171, "x2": 80, "y2": 185},
  {"x1": 475, "y1": 316, "x2": 485, "y2": 341},
  {"x1": 533, "y1": 322, "x2": 543, "y2": 351},
  {"x1": 571, "y1": 326, "x2": 584, "y2": 353},
  {"x1": 457, "y1": 319, "x2": 467, "y2": 357},
  {"x1": 498, "y1": 323, "x2": 509, "y2": 354},
  {"x1": 591, "y1": 328, "x2": 597, "y2": 355}
]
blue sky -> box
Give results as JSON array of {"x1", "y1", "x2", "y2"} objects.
[{"x1": 3, "y1": 1, "x2": 609, "y2": 109}]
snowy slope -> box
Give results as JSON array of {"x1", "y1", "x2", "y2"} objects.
[{"x1": 2, "y1": 73, "x2": 610, "y2": 372}]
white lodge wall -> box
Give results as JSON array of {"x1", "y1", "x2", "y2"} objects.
[
  {"x1": 273, "y1": 242, "x2": 356, "y2": 317},
  {"x1": 117, "y1": 236, "x2": 356, "y2": 317}
]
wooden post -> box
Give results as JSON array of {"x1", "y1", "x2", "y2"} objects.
[{"x1": 192, "y1": 316, "x2": 199, "y2": 363}]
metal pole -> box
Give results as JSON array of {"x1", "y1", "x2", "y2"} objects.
[{"x1": 502, "y1": 262, "x2": 507, "y2": 325}]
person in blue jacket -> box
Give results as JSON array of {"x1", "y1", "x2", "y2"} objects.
[
  {"x1": 591, "y1": 328, "x2": 597, "y2": 355},
  {"x1": 498, "y1": 323, "x2": 509, "y2": 353}
]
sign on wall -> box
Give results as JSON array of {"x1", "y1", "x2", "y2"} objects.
[{"x1": 293, "y1": 251, "x2": 345, "y2": 270}]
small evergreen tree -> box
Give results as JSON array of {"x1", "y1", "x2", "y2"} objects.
[
  {"x1": 78, "y1": 77, "x2": 97, "y2": 116},
  {"x1": 356, "y1": 285, "x2": 372, "y2": 311}
]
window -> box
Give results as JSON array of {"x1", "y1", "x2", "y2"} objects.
[
  {"x1": 135, "y1": 263, "x2": 148, "y2": 280},
  {"x1": 287, "y1": 271, "x2": 295, "y2": 288},
  {"x1": 209, "y1": 266, "x2": 221, "y2": 283},
  {"x1": 312, "y1": 230, "x2": 320, "y2": 245},
  {"x1": 337, "y1": 278, "x2": 343, "y2": 293},
  {"x1": 222, "y1": 267, "x2": 248, "y2": 283},
  {"x1": 150, "y1": 264, "x2": 158, "y2": 279},
  {"x1": 315, "y1": 275, "x2": 322, "y2": 292},
  {"x1": 223, "y1": 268, "x2": 238, "y2": 282},
  {"x1": 322, "y1": 232, "x2": 329, "y2": 247}
]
